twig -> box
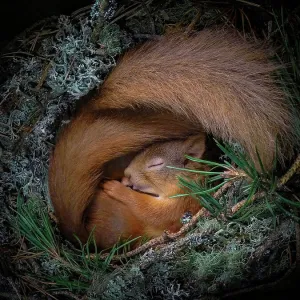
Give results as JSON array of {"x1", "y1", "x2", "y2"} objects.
[
  {"x1": 110, "y1": 3, "x2": 143, "y2": 25},
  {"x1": 141, "y1": 0, "x2": 156, "y2": 35},
  {"x1": 278, "y1": 154, "x2": 300, "y2": 186},
  {"x1": 230, "y1": 191, "x2": 265, "y2": 214},
  {"x1": 51, "y1": 291, "x2": 83, "y2": 300},
  {"x1": 213, "y1": 180, "x2": 237, "y2": 198},
  {"x1": 64, "y1": 56, "x2": 76, "y2": 82},
  {"x1": 1, "y1": 51, "x2": 51, "y2": 62},
  {"x1": 20, "y1": 275, "x2": 58, "y2": 300},
  {"x1": 35, "y1": 61, "x2": 52, "y2": 90},
  {"x1": 48, "y1": 206, "x2": 58, "y2": 224},
  {"x1": 7, "y1": 278, "x2": 22, "y2": 300},
  {"x1": 231, "y1": 154, "x2": 300, "y2": 215},
  {"x1": 237, "y1": 0, "x2": 261, "y2": 8},
  {"x1": 185, "y1": 10, "x2": 201, "y2": 34}
]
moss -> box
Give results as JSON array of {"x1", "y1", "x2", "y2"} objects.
[
  {"x1": 88, "y1": 217, "x2": 293, "y2": 299},
  {"x1": 98, "y1": 23, "x2": 128, "y2": 56},
  {"x1": 90, "y1": 266, "x2": 147, "y2": 300}
]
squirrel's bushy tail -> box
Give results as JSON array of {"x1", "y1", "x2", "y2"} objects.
[{"x1": 96, "y1": 29, "x2": 296, "y2": 168}]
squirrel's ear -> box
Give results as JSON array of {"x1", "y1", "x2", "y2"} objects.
[{"x1": 184, "y1": 133, "x2": 206, "y2": 159}]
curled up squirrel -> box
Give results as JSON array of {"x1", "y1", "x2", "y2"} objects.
[
  {"x1": 103, "y1": 134, "x2": 217, "y2": 241},
  {"x1": 48, "y1": 29, "x2": 296, "y2": 249}
]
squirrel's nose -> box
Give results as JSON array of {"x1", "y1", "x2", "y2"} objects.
[{"x1": 121, "y1": 176, "x2": 133, "y2": 188}]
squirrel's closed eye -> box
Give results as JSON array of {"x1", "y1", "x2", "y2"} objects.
[{"x1": 147, "y1": 157, "x2": 165, "y2": 169}]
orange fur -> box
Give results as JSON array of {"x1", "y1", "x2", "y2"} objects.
[{"x1": 49, "y1": 29, "x2": 295, "y2": 249}]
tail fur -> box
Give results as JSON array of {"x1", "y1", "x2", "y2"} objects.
[{"x1": 96, "y1": 29, "x2": 295, "y2": 167}]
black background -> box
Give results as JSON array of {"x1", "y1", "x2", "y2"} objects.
[
  {"x1": 0, "y1": 0, "x2": 297, "y2": 49},
  {"x1": 0, "y1": 0, "x2": 93, "y2": 49}
]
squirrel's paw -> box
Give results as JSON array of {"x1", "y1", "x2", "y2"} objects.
[{"x1": 102, "y1": 180, "x2": 132, "y2": 200}]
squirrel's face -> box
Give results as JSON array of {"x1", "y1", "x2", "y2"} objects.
[{"x1": 121, "y1": 134, "x2": 206, "y2": 199}]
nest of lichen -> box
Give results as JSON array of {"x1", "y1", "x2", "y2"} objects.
[{"x1": 0, "y1": 1, "x2": 299, "y2": 299}]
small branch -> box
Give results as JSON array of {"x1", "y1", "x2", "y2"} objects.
[
  {"x1": 141, "y1": 0, "x2": 156, "y2": 35},
  {"x1": 109, "y1": 208, "x2": 208, "y2": 260},
  {"x1": 278, "y1": 154, "x2": 300, "y2": 187},
  {"x1": 51, "y1": 291, "x2": 84, "y2": 300},
  {"x1": 63, "y1": 56, "x2": 76, "y2": 82},
  {"x1": 35, "y1": 61, "x2": 52, "y2": 91},
  {"x1": 7, "y1": 278, "x2": 22, "y2": 300},
  {"x1": 48, "y1": 206, "x2": 58, "y2": 224},
  {"x1": 231, "y1": 153, "x2": 300, "y2": 215},
  {"x1": 230, "y1": 191, "x2": 265, "y2": 214},
  {"x1": 185, "y1": 10, "x2": 202, "y2": 34},
  {"x1": 213, "y1": 180, "x2": 237, "y2": 199},
  {"x1": 20, "y1": 275, "x2": 57, "y2": 300}
]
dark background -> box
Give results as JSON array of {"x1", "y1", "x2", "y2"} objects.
[
  {"x1": 0, "y1": 0, "x2": 297, "y2": 50},
  {"x1": 0, "y1": 0, "x2": 93, "y2": 49}
]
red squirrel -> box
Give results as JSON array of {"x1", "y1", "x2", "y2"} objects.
[
  {"x1": 48, "y1": 29, "x2": 295, "y2": 249},
  {"x1": 103, "y1": 135, "x2": 208, "y2": 240}
]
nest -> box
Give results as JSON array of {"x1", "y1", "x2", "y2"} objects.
[{"x1": 0, "y1": 0, "x2": 300, "y2": 299}]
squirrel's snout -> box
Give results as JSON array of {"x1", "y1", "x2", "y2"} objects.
[{"x1": 121, "y1": 176, "x2": 132, "y2": 188}]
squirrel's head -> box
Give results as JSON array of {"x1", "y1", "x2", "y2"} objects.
[{"x1": 121, "y1": 134, "x2": 207, "y2": 199}]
